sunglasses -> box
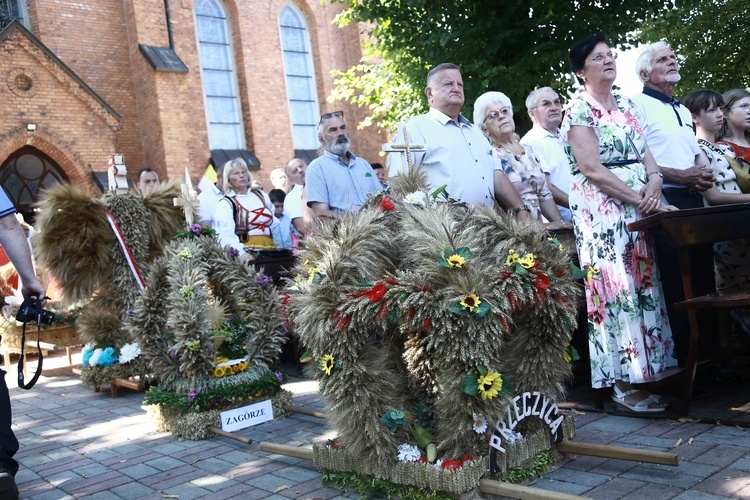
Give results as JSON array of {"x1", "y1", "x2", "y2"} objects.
[{"x1": 319, "y1": 111, "x2": 344, "y2": 123}]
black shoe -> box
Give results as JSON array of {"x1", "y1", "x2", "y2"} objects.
[{"x1": 0, "y1": 466, "x2": 18, "y2": 500}]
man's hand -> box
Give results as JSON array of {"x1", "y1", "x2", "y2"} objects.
[
  {"x1": 663, "y1": 164, "x2": 714, "y2": 191},
  {"x1": 21, "y1": 281, "x2": 47, "y2": 309}
]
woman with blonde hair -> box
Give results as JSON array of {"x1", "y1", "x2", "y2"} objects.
[{"x1": 214, "y1": 158, "x2": 277, "y2": 261}]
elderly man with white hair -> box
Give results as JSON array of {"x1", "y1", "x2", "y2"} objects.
[
  {"x1": 631, "y1": 40, "x2": 715, "y2": 367},
  {"x1": 631, "y1": 40, "x2": 713, "y2": 209},
  {"x1": 520, "y1": 87, "x2": 572, "y2": 222}
]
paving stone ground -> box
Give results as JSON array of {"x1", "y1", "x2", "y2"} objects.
[{"x1": 7, "y1": 351, "x2": 750, "y2": 499}]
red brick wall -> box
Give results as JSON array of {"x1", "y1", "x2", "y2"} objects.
[{"x1": 0, "y1": 0, "x2": 387, "y2": 194}]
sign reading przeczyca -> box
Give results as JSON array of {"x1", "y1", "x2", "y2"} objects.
[{"x1": 220, "y1": 400, "x2": 274, "y2": 432}]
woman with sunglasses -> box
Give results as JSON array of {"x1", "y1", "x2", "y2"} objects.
[
  {"x1": 473, "y1": 91, "x2": 570, "y2": 230},
  {"x1": 562, "y1": 34, "x2": 677, "y2": 413},
  {"x1": 718, "y1": 89, "x2": 750, "y2": 162}
]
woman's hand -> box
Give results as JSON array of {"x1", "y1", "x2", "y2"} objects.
[
  {"x1": 545, "y1": 220, "x2": 573, "y2": 231},
  {"x1": 240, "y1": 251, "x2": 255, "y2": 263},
  {"x1": 656, "y1": 204, "x2": 679, "y2": 212},
  {"x1": 638, "y1": 176, "x2": 663, "y2": 214}
]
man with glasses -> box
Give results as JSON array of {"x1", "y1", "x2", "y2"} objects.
[
  {"x1": 389, "y1": 63, "x2": 527, "y2": 214},
  {"x1": 631, "y1": 40, "x2": 714, "y2": 366},
  {"x1": 306, "y1": 112, "x2": 382, "y2": 219},
  {"x1": 520, "y1": 87, "x2": 572, "y2": 221}
]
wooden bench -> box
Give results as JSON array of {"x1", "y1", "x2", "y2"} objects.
[{"x1": 629, "y1": 202, "x2": 750, "y2": 414}]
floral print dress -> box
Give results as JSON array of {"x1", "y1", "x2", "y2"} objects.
[
  {"x1": 493, "y1": 146, "x2": 553, "y2": 221},
  {"x1": 561, "y1": 92, "x2": 676, "y2": 388},
  {"x1": 699, "y1": 140, "x2": 750, "y2": 290}
]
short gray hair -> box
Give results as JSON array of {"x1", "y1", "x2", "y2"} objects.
[
  {"x1": 426, "y1": 63, "x2": 461, "y2": 86},
  {"x1": 472, "y1": 91, "x2": 513, "y2": 129},
  {"x1": 525, "y1": 87, "x2": 558, "y2": 111},
  {"x1": 317, "y1": 112, "x2": 345, "y2": 138},
  {"x1": 635, "y1": 40, "x2": 672, "y2": 83}
]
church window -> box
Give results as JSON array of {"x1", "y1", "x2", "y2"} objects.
[
  {"x1": 279, "y1": 4, "x2": 319, "y2": 150},
  {"x1": 195, "y1": 0, "x2": 245, "y2": 149},
  {"x1": 0, "y1": 0, "x2": 29, "y2": 29}
]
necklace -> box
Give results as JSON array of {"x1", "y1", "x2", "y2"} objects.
[{"x1": 500, "y1": 144, "x2": 525, "y2": 160}]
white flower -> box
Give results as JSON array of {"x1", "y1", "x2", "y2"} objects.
[
  {"x1": 403, "y1": 191, "x2": 427, "y2": 208},
  {"x1": 118, "y1": 342, "x2": 142, "y2": 364},
  {"x1": 505, "y1": 430, "x2": 524, "y2": 444},
  {"x1": 397, "y1": 443, "x2": 421, "y2": 463},
  {"x1": 472, "y1": 418, "x2": 488, "y2": 434},
  {"x1": 88, "y1": 348, "x2": 103, "y2": 366},
  {"x1": 434, "y1": 459, "x2": 443, "y2": 469}
]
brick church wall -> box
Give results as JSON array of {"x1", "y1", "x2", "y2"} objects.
[{"x1": 1, "y1": 0, "x2": 387, "y2": 192}]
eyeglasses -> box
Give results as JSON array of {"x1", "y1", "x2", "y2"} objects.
[
  {"x1": 319, "y1": 111, "x2": 344, "y2": 123},
  {"x1": 533, "y1": 99, "x2": 562, "y2": 109},
  {"x1": 585, "y1": 51, "x2": 618, "y2": 63},
  {"x1": 729, "y1": 103, "x2": 750, "y2": 112},
  {"x1": 484, "y1": 107, "x2": 512, "y2": 122}
]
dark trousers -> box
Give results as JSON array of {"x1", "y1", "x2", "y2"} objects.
[
  {"x1": 657, "y1": 188, "x2": 714, "y2": 366},
  {"x1": 0, "y1": 369, "x2": 18, "y2": 475}
]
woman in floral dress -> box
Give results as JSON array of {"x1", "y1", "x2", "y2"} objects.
[{"x1": 562, "y1": 34, "x2": 678, "y2": 412}]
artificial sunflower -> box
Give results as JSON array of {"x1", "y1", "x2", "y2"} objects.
[
  {"x1": 447, "y1": 254, "x2": 466, "y2": 268},
  {"x1": 477, "y1": 370, "x2": 503, "y2": 400},
  {"x1": 505, "y1": 249, "x2": 519, "y2": 266},
  {"x1": 460, "y1": 293, "x2": 481, "y2": 312},
  {"x1": 320, "y1": 354, "x2": 335, "y2": 376},
  {"x1": 518, "y1": 252, "x2": 536, "y2": 269}
]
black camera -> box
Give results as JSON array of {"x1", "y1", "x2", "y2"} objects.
[{"x1": 16, "y1": 296, "x2": 54, "y2": 325}]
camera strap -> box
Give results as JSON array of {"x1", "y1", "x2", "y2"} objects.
[{"x1": 18, "y1": 319, "x2": 43, "y2": 390}]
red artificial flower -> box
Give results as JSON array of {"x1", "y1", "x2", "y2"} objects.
[
  {"x1": 535, "y1": 272, "x2": 550, "y2": 292},
  {"x1": 462, "y1": 455, "x2": 473, "y2": 464},
  {"x1": 417, "y1": 457, "x2": 427, "y2": 464},
  {"x1": 441, "y1": 459, "x2": 463, "y2": 470},
  {"x1": 369, "y1": 282, "x2": 387, "y2": 302},
  {"x1": 379, "y1": 197, "x2": 395, "y2": 211},
  {"x1": 331, "y1": 310, "x2": 341, "y2": 319}
]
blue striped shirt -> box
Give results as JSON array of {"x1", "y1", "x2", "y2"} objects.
[{"x1": 305, "y1": 150, "x2": 382, "y2": 213}]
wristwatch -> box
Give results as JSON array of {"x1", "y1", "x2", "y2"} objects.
[{"x1": 513, "y1": 204, "x2": 531, "y2": 215}]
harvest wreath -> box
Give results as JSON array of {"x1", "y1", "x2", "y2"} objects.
[
  {"x1": 127, "y1": 228, "x2": 291, "y2": 439},
  {"x1": 286, "y1": 168, "x2": 582, "y2": 492}
]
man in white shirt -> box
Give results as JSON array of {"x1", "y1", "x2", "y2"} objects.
[
  {"x1": 390, "y1": 63, "x2": 527, "y2": 216},
  {"x1": 196, "y1": 162, "x2": 225, "y2": 229},
  {"x1": 283, "y1": 157, "x2": 312, "y2": 235},
  {"x1": 520, "y1": 87, "x2": 572, "y2": 221},
  {"x1": 631, "y1": 40, "x2": 713, "y2": 210},
  {"x1": 631, "y1": 40, "x2": 714, "y2": 366}
]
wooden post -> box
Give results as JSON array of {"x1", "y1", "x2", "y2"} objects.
[
  {"x1": 557, "y1": 441, "x2": 678, "y2": 466},
  {"x1": 259, "y1": 442, "x2": 314, "y2": 460},
  {"x1": 479, "y1": 479, "x2": 589, "y2": 499},
  {"x1": 206, "y1": 426, "x2": 253, "y2": 444},
  {"x1": 283, "y1": 405, "x2": 327, "y2": 419}
]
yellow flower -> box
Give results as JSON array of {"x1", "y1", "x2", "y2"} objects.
[
  {"x1": 563, "y1": 350, "x2": 572, "y2": 363},
  {"x1": 214, "y1": 356, "x2": 229, "y2": 364},
  {"x1": 460, "y1": 293, "x2": 481, "y2": 312},
  {"x1": 477, "y1": 371, "x2": 503, "y2": 400},
  {"x1": 505, "y1": 249, "x2": 518, "y2": 266},
  {"x1": 212, "y1": 366, "x2": 226, "y2": 377},
  {"x1": 586, "y1": 266, "x2": 599, "y2": 283},
  {"x1": 518, "y1": 252, "x2": 536, "y2": 269},
  {"x1": 447, "y1": 254, "x2": 466, "y2": 268},
  {"x1": 320, "y1": 354, "x2": 335, "y2": 375}
]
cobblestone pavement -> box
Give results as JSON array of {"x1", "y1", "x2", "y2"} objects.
[{"x1": 8, "y1": 352, "x2": 750, "y2": 499}]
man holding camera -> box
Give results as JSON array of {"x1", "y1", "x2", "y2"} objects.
[{"x1": 0, "y1": 188, "x2": 46, "y2": 499}]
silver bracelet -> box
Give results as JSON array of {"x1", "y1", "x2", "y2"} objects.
[{"x1": 647, "y1": 171, "x2": 663, "y2": 179}]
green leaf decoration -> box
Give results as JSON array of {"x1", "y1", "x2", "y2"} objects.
[
  {"x1": 430, "y1": 184, "x2": 448, "y2": 199},
  {"x1": 569, "y1": 262, "x2": 587, "y2": 280},
  {"x1": 381, "y1": 409, "x2": 406, "y2": 432},
  {"x1": 569, "y1": 345, "x2": 581, "y2": 362},
  {"x1": 498, "y1": 377, "x2": 514, "y2": 397},
  {"x1": 473, "y1": 300, "x2": 491, "y2": 318},
  {"x1": 411, "y1": 422, "x2": 434, "y2": 449},
  {"x1": 514, "y1": 262, "x2": 529, "y2": 275},
  {"x1": 461, "y1": 372, "x2": 479, "y2": 396},
  {"x1": 476, "y1": 365, "x2": 488, "y2": 376},
  {"x1": 455, "y1": 247, "x2": 473, "y2": 260},
  {"x1": 448, "y1": 302, "x2": 470, "y2": 316}
]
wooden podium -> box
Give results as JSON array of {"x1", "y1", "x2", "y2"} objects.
[{"x1": 628, "y1": 202, "x2": 750, "y2": 414}]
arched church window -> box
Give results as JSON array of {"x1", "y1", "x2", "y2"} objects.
[
  {"x1": 195, "y1": 0, "x2": 245, "y2": 149},
  {"x1": 0, "y1": 0, "x2": 29, "y2": 29},
  {"x1": 0, "y1": 146, "x2": 68, "y2": 221},
  {"x1": 279, "y1": 4, "x2": 319, "y2": 150}
]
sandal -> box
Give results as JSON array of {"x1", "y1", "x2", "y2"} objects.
[{"x1": 612, "y1": 385, "x2": 666, "y2": 413}]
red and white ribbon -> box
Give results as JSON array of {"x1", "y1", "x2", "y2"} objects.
[{"x1": 105, "y1": 209, "x2": 146, "y2": 290}]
